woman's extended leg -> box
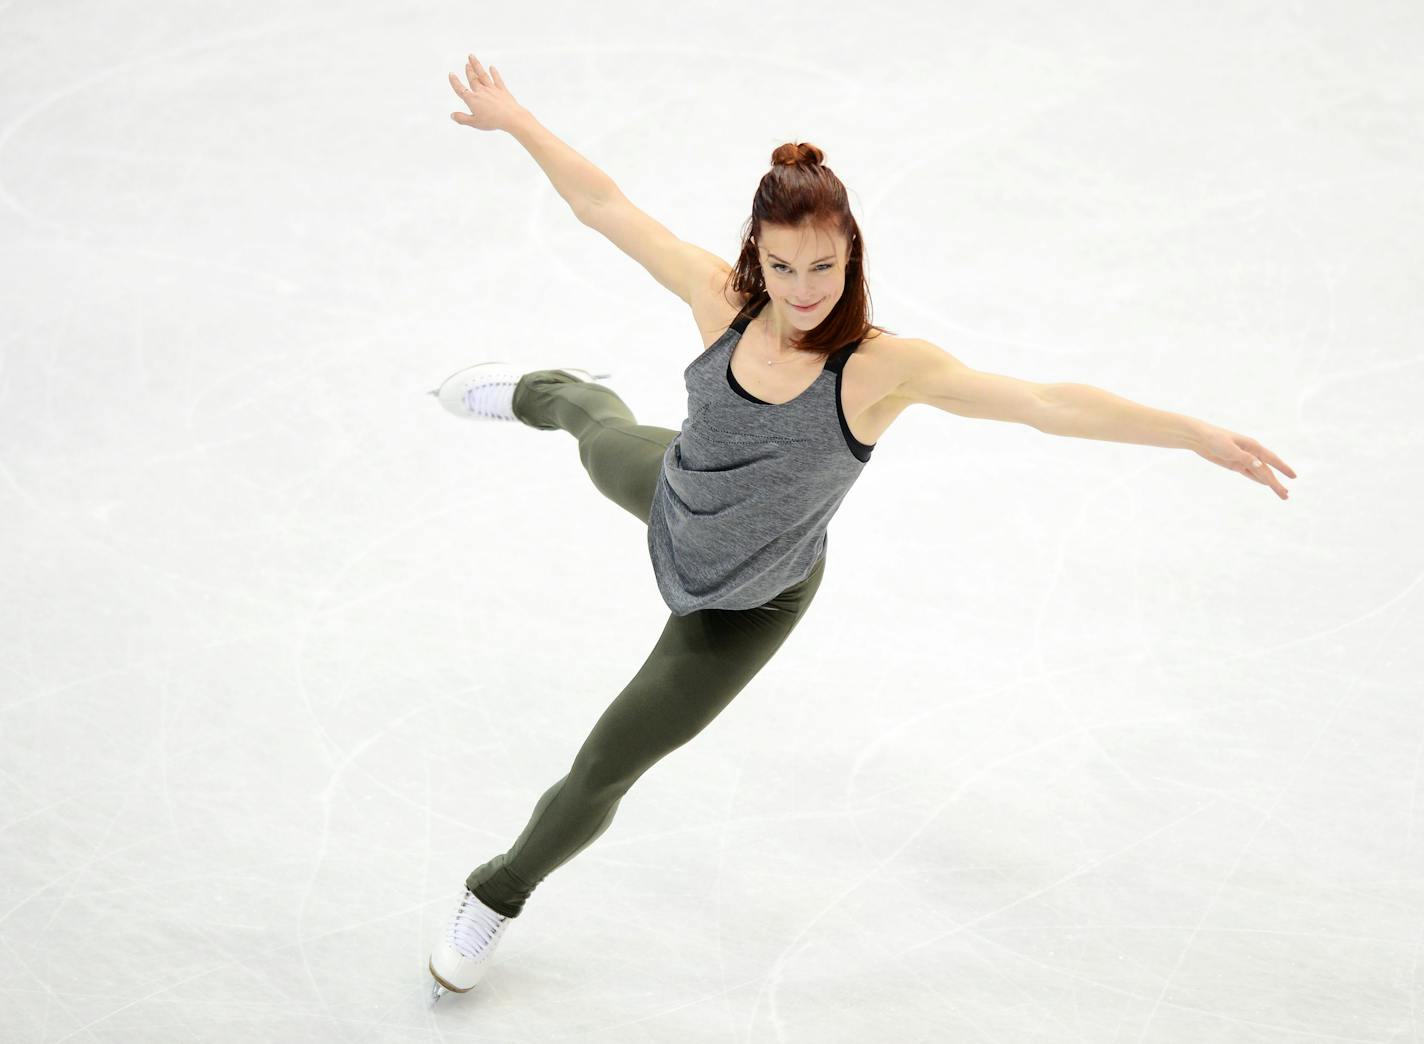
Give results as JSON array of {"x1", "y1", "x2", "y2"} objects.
[
  {"x1": 511, "y1": 369, "x2": 675, "y2": 523},
  {"x1": 465, "y1": 553, "x2": 827, "y2": 918}
]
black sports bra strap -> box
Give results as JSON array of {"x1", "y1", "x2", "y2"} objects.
[
  {"x1": 730, "y1": 291, "x2": 771, "y2": 334},
  {"x1": 824, "y1": 339, "x2": 862, "y2": 374}
]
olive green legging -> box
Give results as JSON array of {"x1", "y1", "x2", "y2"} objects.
[{"x1": 464, "y1": 369, "x2": 826, "y2": 918}]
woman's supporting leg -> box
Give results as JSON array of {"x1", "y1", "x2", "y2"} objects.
[
  {"x1": 511, "y1": 369, "x2": 676, "y2": 523},
  {"x1": 465, "y1": 553, "x2": 827, "y2": 917}
]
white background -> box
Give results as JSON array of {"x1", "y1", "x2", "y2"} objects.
[{"x1": 1, "y1": 1, "x2": 1418, "y2": 1040}]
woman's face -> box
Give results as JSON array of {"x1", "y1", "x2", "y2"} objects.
[{"x1": 755, "y1": 223, "x2": 848, "y2": 327}]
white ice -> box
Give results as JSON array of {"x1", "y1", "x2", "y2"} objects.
[{"x1": 0, "y1": 1, "x2": 1419, "y2": 1041}]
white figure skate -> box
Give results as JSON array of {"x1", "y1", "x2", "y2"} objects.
[
  {"x1": 428, "y1": 362, "x2": 612, "y2": 422},
  {"x1": 428, "y1": 888, "x2": 513, "y2": 1005}
]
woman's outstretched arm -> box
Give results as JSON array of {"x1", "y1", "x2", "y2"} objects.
[
  {"x1": 449, "y1": 52, "x2": 618, "y2": 218},
  {"x1": 895, "y1": 337, "x2": 1297, "y2": 501},
  {"x1": 448, "y1": 52, "x2": 719, "y2": 304},
  {"x1": 1039, "y1": 383, "x2": 1296, "y2": 500}
]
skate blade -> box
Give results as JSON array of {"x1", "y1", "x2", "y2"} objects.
[{"x1": 427, "y1": 957, "x2": 474, "y2": 1003}]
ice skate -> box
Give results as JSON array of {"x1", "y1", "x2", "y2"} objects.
[
  {"x1": 427, "y1": 888, "x2": 513, "y2": 1004},
  {"x1": 428, "y1": 362, "x2": 613, "y2": 421}
]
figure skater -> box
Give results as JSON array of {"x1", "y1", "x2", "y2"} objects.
[{"x1": 426, "y1": 52, "x2": 1297, "y2": 1002}]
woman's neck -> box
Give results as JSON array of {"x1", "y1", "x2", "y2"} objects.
[{"x1": 754, "y1": 300, "x2": 813, "y2": 357}]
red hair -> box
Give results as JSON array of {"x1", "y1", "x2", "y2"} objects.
[{"x1": 722, "y1": 142, "x2": 895, "y2": 359}]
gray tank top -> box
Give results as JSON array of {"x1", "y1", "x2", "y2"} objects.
[{"x1": 647, "y1": 292, "x2": 876, "y2": 615}]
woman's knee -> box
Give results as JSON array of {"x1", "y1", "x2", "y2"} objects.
[{"x1": 568, "y1": 749, "x2": 646, "y2": 799}]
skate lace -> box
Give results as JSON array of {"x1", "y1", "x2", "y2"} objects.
[
  {"x1": 462, "y1": 380, "x2": 517, "y2": 419},
  {"x1": 449, "y1": 890, "x2": 507, "y2": 959}
]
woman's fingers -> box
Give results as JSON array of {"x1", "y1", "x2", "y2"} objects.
[
  {"x1": 467, "y1": 53, "x2": 492, "y2": 87},
  {"x1": 1266, "y1": 451, "x2": 1296, "y2": 478},
  {"x1": 448, "y1": 53, "x2": 520, "y2": 131},
  {"x1": 1245, "y1": 457, "x2": 1289, "y2": 498},
  {"x1": 1238, "y1": 436, "x2": 1295, "y2": 498},
  {"x1": 1245, "y1": 438, "x2": 1296, "y2": 478}
]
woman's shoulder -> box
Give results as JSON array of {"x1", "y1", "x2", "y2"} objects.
[
  {"x1": 718, "y1": 282, "x2": 764, "y2": 317},
  {"x1": 689, "y1": 277, "x2": 760, "y2": 349}
]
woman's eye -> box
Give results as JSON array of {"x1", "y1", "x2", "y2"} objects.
[{"x1": 772, "y1": 263, "x2": 831, "y2": 273}]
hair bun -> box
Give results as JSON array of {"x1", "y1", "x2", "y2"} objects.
[{"x1": 770, "y1": 142, "x2": 825, "y2": 168}]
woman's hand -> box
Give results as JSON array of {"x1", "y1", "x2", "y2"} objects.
[
  {"x1": 1194, "y1": 424, "x2": 1297, "y2": 500},
  {"x1": 448, "y1": 53, "x2": 525, "y2": 132}
]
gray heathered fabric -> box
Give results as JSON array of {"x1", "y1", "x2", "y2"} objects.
[{"x1": 647, "y1": 294, "x2": 873, "y2": 615}]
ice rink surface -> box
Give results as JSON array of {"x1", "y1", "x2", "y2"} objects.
[{"x1": 1, "y1": 0, "x2": 1419, "y2": 1040}]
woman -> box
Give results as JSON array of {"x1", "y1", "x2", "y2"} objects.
[{"x1": 427, "y1": 53, "x2": 1296, "y2": 1002}]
